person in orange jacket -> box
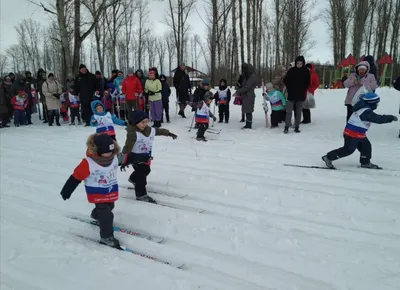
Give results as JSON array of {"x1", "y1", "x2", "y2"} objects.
[{"x1": 302, "y1": 63, "x2": 319, "y2": 124}]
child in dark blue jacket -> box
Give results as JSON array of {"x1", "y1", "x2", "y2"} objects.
[
  {"x1": 322, "y1": 92, "x2": 398, "y2": 169},
  {"x1": 160, "y1": 75, "x2": 171, "y2": 123}
]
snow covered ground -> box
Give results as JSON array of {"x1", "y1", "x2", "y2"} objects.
[{"x1": 1, "y1": 87, "x2": 399, "y2": 290}]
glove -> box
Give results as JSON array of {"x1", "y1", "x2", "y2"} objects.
[
  {"x1": 168, "y1": 132, "x2": 178, "y2": 139},
  {"x1": 148, "y1": 91, "x2": 155, "y2": 96},
  {"x1": 60, "y1": 192, "x2": 71, "y2": 201},
  {"x1": 213, "y1": 116, "x2": 217, "y2": 121},
  {"x1": 53, "y1": 93, "x2": 60, "y2": 99},
  {"x1": 120, "y1": 164, "x2": 129, "y2": 171},
  {"x1": 393, "y1": 116, "x2": 398, "y2": 121},
  {"x1": 119, "y1": 153, "x2": 129, "y2": 171}
]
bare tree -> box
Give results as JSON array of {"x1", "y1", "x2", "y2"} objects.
[
  {"x1": 135, "y1": 0, "x2": 150, "y2": 69},
  {"x1": 0, "y1": 54, "x2": 8, "y2": 75},
  {"x1": 164, "y1": 33, "x2": 176, "y2": 75},
  {"x1": 155, "y1": 38, "x2": 166, "y2": 73},
  {"x1": 351, "y1": 0, "x2": 371, "y2": 60},
  {"x1": 165, "y1": 0, "x2": 197, "y2": 64},
  {"x1": 238, "y1": 0, "x2": 245, "y2": 64}
]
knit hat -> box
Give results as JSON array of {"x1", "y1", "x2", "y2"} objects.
[
  {"x1": 130, "y1": 110, "x2": 149, "y2": 125},
  {"x1": 179, "y1": 62, "x2": 186, "y2": 66},
  {"x1": 127, "y1": 67, "x2": 135, "y2": 74},
  {"x1": 95, "y1": 102, "x2": 103, "y2": 109},
  {"x1": 202, "y1": 79, "x2": 210, "y2": 86},
  {"x1": 79, "y1": 64, "x2": 86, "y2": 70},
  {"x1": 94, "y1": 134, "x2": 115, "y2": 155},
  {"x1": 48, "y1": 73, "x2": 54, "y2": 78},
  {"x1": 95, "y1": 71, "x2": 101, "y2": 75},
  {"x1": 357, "y1": 65, "x2": 368, "y2": 71},
  {"x1": 204, "y1": 91, "x2": 213, "y2": 100},
  {"x1": 361, "y1": 92, "x2": 380, "y2": 104}
]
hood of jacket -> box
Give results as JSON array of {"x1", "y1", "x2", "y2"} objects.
[
  {"x1": 135, "y1": 69, "x2": 145, "y2": 78},
  {"x1": 91, "y1": 100, "x2": 105, "y2": 116},
  {"x1": 85, "y1": 133, "x2": 120, "y2": 166},
  {"x1": 159, "y1": 74, "x2": 167, "y2": 82},
  {"x1": 295, "y1": 56, "x2": 306, "y2": 66},
  {"x1": 306, "y1": 63, "x2": 315, "y2": 71},
  {"x1": 242, "y1": 63, "x2": 255, "y2": 78},
  {"x1": 355, "y1": 61, "x2": 370, "y2": 73},
  {"x1": 352, "y1": 98, "x2": 377, "y2": 111}
]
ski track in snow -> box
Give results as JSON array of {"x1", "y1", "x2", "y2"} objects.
[{"x1": 1, "y1": 87, "x2": 400, "y2": 290}]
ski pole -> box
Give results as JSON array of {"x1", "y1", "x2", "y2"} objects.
[{"x1": 188, "y1": 112, "x2": 195, "y2": 132}]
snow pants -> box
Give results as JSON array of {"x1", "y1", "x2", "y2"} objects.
[
  {"x1": 14, "y1": 110, "x2": 27, "y2": 126},
  {"x1": 326, "y1": 135, "x2": 372, "y2": 165},
  {"x1": 129, "y1": 164, "x2": 151, "y2": 198},
  {"x1": 91, "y1": 202, "x2": 115, "y2": 239},
  {"x1": 285, "y1": 101, "x2": 303, "y2": 128},
  {"x1": 162, "y1": 100, "x2": 170, "y2": 122},
  {"x1": 346, "y1": 104, "x2": 353, "y2": 122},
  {"x1": 70, "y1": 107, "x2": 81, "y2": 123},
  {"x1": 197, "y1": 123, "x2": 209, "y2": 138},
  {"x1": 218, "y1": 104, "x2": 229, "y2": 122},
  {"x1": 271, "y1": 110, "x2": 285, "y2": 127}
]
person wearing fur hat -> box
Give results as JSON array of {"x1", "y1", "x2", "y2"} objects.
[
  {"x1": 144, "y1": 67, "x2": 163, "y2": 128},
  {"x1": 60, "y1": 134, "x2": 122, "y2": 248},
  {"x1": 214, "y1": 79, "x2": 231, "y2": 123},
  {"x1": 343, "y1": 61, "x2": 377, "y2": 121},
  {"x1": 322, "y1": 92, "x2": 397, "y2": 169},
  {"x1": 195, "y1": 92, "x2": 217, "y2": 141},
  {"x1": 120, "y1": 110, "x2": 177, "y2": 203}
]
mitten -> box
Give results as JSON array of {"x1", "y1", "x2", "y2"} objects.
[
  {"x1": 168, "y1": 132, "x2": 178, "y2": 139},
  {"x1": 393, "y1": 116, "x2": 398, "y2": 121},
  {"x1": 213, "y1": 116, "x2": 217, "y2": 121}
]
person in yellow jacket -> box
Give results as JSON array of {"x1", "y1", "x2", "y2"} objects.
[{"x1": 144, "y1": 67, "x2": 163, "y2": 128}]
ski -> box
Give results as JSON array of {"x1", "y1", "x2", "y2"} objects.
[
  {"x1": 68, "y1": 216, "x2": 164, "y2": 243},
  {"x1": 357, "y1": 165, "x2": 383, "y2": 170},
  {"x1": 284, "y1": 164, "x2": 335, "y2": 170},
  {"x1": 262, "y1": 78, "x2": 269, "y2": 128},
  {"x1": 119, "y1": 184, "x2": 188, "y2": 198},
  {"x1": 74, "y1": 234, "x2": 185, "y2": 269}
]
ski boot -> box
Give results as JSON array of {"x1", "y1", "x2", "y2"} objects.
[
  {"x1": 136, "y1": 194, "x2": 157, "y2": 204},
  {"x1": 196, "y1": 136, "x2": 208, "y2": 142},
  {"x1": 322, "y1": 155, "x2": 335, "y2": 169},
  {"x1": 360, "y1": 162, "x2": 382, "y2": 169},
  {"x1": 100, "y1": 236, "x2": 122, "y2": 249}
]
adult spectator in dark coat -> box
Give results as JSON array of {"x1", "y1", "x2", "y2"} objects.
[
  {"x1": 173, "y1": 63, "x2": 191, "y2": 118},
  {"x1": 393, "y1": 76, "x2": 400, "y2": 91},
  {"x1": 36, "y1": 68, "x2": 48, "y2": 122},
  {"x1": 283, "y1": 55, "x2": 310, "y2": 133},
  {"x1": 73, "y1": 64, "x2": 97, "y2": 126},
  {"x1": 95, "y1": 71, "x2": 107, "y2": 99},
  {"x1": 234, "y1": 63, "x2": 258, "y2": 129},
  {"x1": 236, "y1": 74, "x2": 246, "y2": 122},
  {"x1": 0, "y1": 78, "x2": 9, "y2": 128}
]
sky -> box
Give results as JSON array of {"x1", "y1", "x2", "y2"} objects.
[{"x1": 0, "y1": 0, "x2": 332, "y2": 72}]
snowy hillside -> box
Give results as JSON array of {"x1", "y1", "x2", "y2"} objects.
[{"x1": 1, "y1": 87, "x2": 399, "y2": 290}]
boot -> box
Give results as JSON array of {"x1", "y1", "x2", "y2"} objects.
[
  {"x1": 294, "y1": 127, "x2": 300, "y2": 133},
  {"x1": 242, "y1": 120, "x2": 252, "y2": 129},
  {"x1": 136, "y1": 194, "x2": 157, "y2": 204},
  {"x1": 48, "y1": 112, "x2": 54, "y2": 126},
  {"x1": 322, "y1": 155, "x2": 335, "y2": 169},
  {"x1": 360, "y1": 162, "x2": 382, "y2": 169},
  {"x1": 100, "y1": 236, "x2": 121, "y2": 249},
  {"x1": 283, "y1": 127, "x2": 289, "y2": 134},
  {"x1": 225, "y1": 111, "x2": 229, "y2": 123},
  {"x1": 218, "y1": 113, "x2": 223, "y2": 123},
  {"x1": 166, "y1": 114, "x2": 170, "y2": 123}
]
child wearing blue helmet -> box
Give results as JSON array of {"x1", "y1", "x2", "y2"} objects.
[{"x1": 322, "y1": 92, "x2": 398, "y2": 169}]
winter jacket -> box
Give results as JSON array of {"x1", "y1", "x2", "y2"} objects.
[
  {"x1": 122, "y1": 124, "x2": 170, "y2": 155},
  {"x1": 173, "y1": 68, "x2": 191, "y2": 98},
  {"x1": 344, "y1": 99, "x2": 395, "y2": 139},
  {"x1": 144, "y1": 79, "x2": 162, "y2": 102},
  {"x1": 266, "y1": 90, "x2": 286, "y2": 111},
  {"x1": 113, "y1": 76, "x2": 124, "y2": 94},
  {"x1": 135, "y1": 69, "x2": 147, "y2": 90},
  {"x1": 0, "y1": 86, "x2": 8, "y2": 114},
  {"x1": 74, "y1": 71, "x2": 97, "y2": 104},
  {"x1": 11, "y1": 94, "x2": 28, "y2": 111},
  {"x1": 160, "y1": 79, "x2": 171, "y2": 102},
  {"x1": 90, "y1": 100, "x2": 126, "y2": 136},
  {"x1": 59, "y1": 134, "x2": 121, "y2": 204},
  {"x1": 363, "y1": 55, "x2": 377, "y2": 81},
  {"x1": 121, "y1": 75, "x2": 143, "y2": 101},
  {"x1": 343, "y1": 61, "x2": 377, "y2": 105},
  {"x1": 41, "y1": 79, "x2": 63, "y2": 110},
  {"x1": 307, "y1": 64, "x2": 319, "y2": 95},
  {"x1": 235, "y1": 63, "x2": 258, "y2": 113},
  {"x1": 95, "y1": 77, "x2": 107, "y2": 97},
  {"x1": 393, "y1": 77, "x2": 400, "y2": 91},
  {"x1": 283, "y1": 56, "x2": 310, "y2": 102}
]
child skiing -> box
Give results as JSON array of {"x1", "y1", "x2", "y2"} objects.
[
  {"x1": 90, "y1": 100, "x2": 127, "y2": 141},
  {"x1": 264, "y1": 82, "x2": 287, "y2": 128},
  {"x1": 214, "y1": 79, "x2": 231, "y2": 123},
  {"x1": 322, "y1": 92, "x2": 398, "y2": 169},
  {"x1": 120, "y1": 110, "x2": 178, "y2": 203},
  {"x1": 195, "y1": 92, "x2": 217, "y2": 141},
  {"x1": 60, "y1": 134, "x2": 122, "y2": 248}
]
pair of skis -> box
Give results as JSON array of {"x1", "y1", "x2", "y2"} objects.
[
  {"x1": 68, "y1": 215, "x2": 185, "y2": 269},
  {"x1": 261, "y1": 79, "x2": 269, "y2": 128},
  {"x1": 284, "y1": 164, "x2": 383, "y2": 170}
]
